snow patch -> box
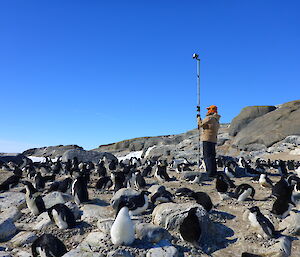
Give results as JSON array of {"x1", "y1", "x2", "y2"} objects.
[
  {"x1": 117, "y1": 151, "x2": 143, "y2": 162},
  {"x1": 27, "y1": 156, "x2": 58, "y2": 163},
  {"x1": 144, "y1": 146, "x2": 156, "y2": 158}
]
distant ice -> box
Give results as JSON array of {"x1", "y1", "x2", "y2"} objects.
[
  {"x1": 117, "y1": 150, "x2": 143, "y2": 161},
  {"x1": 27, "y1": 156, "x2": 58, "y2": 163}
]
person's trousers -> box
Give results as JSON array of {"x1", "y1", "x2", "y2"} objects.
[{"x1": 202, "y1": 141, "x2": 217, "y2": 177}]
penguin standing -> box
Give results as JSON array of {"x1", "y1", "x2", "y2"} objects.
[
  {"x1": 110, "y1": 202, "x2": 135, "y2": 246},
  {"x1": 71, "y1": 176, "x2": 89, "y2": 205},
  {"x1": 216, "y1": 173, "x2": 235, "y2": 200},
  {"x1": 154, "y1": 160, "x2": 172, "y2": 182},
  {"x1": 271, "y1": 196, "x2": 295, "y2": 219},
  {"x1": 259, "y1": 174, "x2": 273, "y2": 188},
  {"x1": 179, "y1": 207, "x2": 201, "y2": 247},
  {"x1": 47, "y1": 203, "x2": 76, "y2": 229},
  {"x1": 95, "y1": 176, "x2": 113, "y2": 191},
  {"x1": 23, "y1": 181, "x2": 46, "y2": 216},
  {"x1": 34, "y1": 172, "x2": 46, "y2": 190},
  {"x1": 32, "y1": 233, "x2": 67, "y2": 257},
  {"x1": 234, "y1": 184, "x2": 255, "y2": 202},
  {"x1": 248, "y1": 206, "x2": 276, "y2": 238}
]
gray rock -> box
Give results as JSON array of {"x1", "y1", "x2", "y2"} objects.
[
  {"x1": 0, "y1": 153, "x2": 31, "y2": 166},
  {"x1": 32, "y1": 212, "x2": 52, "y2": 230},
  {"x1": 0, "y1": 192, "x2": 25, "y2": 210},
  {"x1": 146, "y1": 245, "x2": 178, "y2": 257},
  {"x1": 107, "y1": 250, "x2": 134, "y2": 257},
  {"x1": 1, "y1": 207, "x2": 22, "y2": 222},
  {"x1": 10, "y1": 231, "x2": 37, "y2": 247},
  {"x1": 22, "y1": 145, "x2": 83, "y2": 159},
  {"x1": 232, "y1": 100, "x2": 300, "y2": 149},
  {"x1": 62, "y1": 248, "x2": 102, "y2": 257},
  {"x1": 283, "y1": 135, "x2": 300, "y2": 146},
  {"x1": 0, "y1": 252, "x2": 12, "y2": 257},
  {"x1": 97, "y1": 218, "x2": 114, "y2": 233},
  {"x1": 242, "y1": 143, "x2": 267, "y2": 152},
  {"x1": 62, "y1": 149, "x2": 117, "y2": 163},
  {"x1": 0, "y1": 219, "x2": 17, "y2": 242},
  {"x1": 152, "y1": 203, "x2": 209, "y2": 240},
  {"x1": 229, "y1": 105, "x2": 276, "y2": 136},
  {"x1": 135, "y1": 223, "x2": 171, "y2": 244},
  {"x1": 81, "y1": 204, "x2": 113, "y2": 223},
  {"x1": 279, "y1": 211, "x2": 300, "y2": 236},
  {"x1": 43, "y1": 191, "x2": 73, "y2": 209}
]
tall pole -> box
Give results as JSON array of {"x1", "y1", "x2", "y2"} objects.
[{"x1": 193, "y1": 53, "x2": 201, "y2": 168}]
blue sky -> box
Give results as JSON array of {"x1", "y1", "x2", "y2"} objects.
[{"x1": 1, "y1": 0, "x2": 299, "y2": 153}]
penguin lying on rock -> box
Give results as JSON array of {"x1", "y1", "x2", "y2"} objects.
[{"x1": 47, "y1": 203, "x2": 76, "y2": 229}]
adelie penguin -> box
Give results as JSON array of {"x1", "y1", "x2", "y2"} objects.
[
  {"x1": 32, "y1": 233, "x2": 67, "y2": 257},
  {"x1": 96, "y1": 176, "x2": 113, "y2": 191},
  {"x1": 234, "y1": 184, "x2": 255, "y2": 202},
  {"x1": 271, "y1": 196, "x2": 296, "y2": 219},
  {"x1": 47, "y1": 203, "x2": 76, "y2": 229},
  {"x1": 216, "y1": 173, "x2": 235, "y2": 200},
  {"x1": 189, "y1": 191, "x2": 213, "y2": 212},
  {"x1": 71, "y1": 175, "x2": 89, "y2": 205},
  {"x1": 110, "y1": 201, "x2": 135, "y2": 246},
  {"x1": 179, "y1": 207, "x2": 202, "y2": 247},
  {"x1": 22, "y1": 181, "x2": 46, "y2": 216},
  {"x1": 248, "y1": 206, "x2": 283, "y2": 238}
]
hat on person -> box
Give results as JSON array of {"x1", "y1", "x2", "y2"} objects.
[{"x1": 206, "y1": 105, "x2": 218, "y2": 114}]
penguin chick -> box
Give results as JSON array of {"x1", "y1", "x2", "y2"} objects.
[
  {"x1": 179, "y1": 207, "x2": 201, "y2": 247},
  {"x1": 110, "y1": 203, "x2": 135, "y2": 246}
]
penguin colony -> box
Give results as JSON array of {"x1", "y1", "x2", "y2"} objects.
[{"x1": 0, "y1": 155, "x2": 300, "y2": 256}]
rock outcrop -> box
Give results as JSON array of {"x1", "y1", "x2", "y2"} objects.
[{"x1": 232, "y1": 100, "x2": 300, "y2": 150}]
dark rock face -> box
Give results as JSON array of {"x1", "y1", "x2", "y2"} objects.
[
  {"x1": 61, "y1": 149, "x2": 117, "y2": 163},
  {"x1": 229, "y1": 106, "x2": 276, "y2": 137},
  {"x1": 22, "y1": 145, "x2": 83, "y2": 158},
  {"x1": 0, "y1": 153, "x2": 31, "y2": 166},
  {"x1": 232, "y1": 100, "x2": 300, "y2": 149}
]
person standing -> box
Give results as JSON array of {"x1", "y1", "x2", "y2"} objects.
[{"x1": 197, "y1": 105, "x2": 221, "y2": 178}]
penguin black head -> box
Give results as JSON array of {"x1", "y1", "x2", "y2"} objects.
[
  {"x1": 187, "y1": 207, "x2": 198, "y2": 216},
  {"x1": 115, "y1": 200, "x2": 132, "y2": 217},
  {"x1": 249, "y1": 206, "x2": 260, "y2": 214}
]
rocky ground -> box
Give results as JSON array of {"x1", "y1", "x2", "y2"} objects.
[{"x1": 1, "y1": 162, "x2": 300, "y2": 257}]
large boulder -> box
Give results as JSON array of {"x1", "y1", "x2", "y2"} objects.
[
  {"x1": 61, "y1": 149, "x2": 117, "y2": 163},
  {"x1": 152, "y1": 202, "x2": 209, "y2": 242},
  {"x1": 232, "y1": 100, "x2": 300, "y2": 149},
  {"x1": 22, "y1": 145, "x2": 83, "y2": 158},
  {"x1": 0, "y1": 192, "x2": 25, "y2": 210},
  {"x1": 0, "y1": 218, "x2": 17, "y2": 242},
  {"x1": 229, "y1": 105, "x2": 276, "y2": 136}
]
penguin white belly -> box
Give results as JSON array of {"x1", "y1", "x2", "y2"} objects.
[
  {"x1": 26, "y1": 196, "x2": 39, "y2": 216},
  {"x1": 248, "y1": 213, "x2": 260, "y2": 228},
  {"x1": 225, "y1": 168, "x2": 234, "y2": 178},
  {"x1": 74, "y1": 193, "x2": 81, "y2": 205},
  {"x1": 218, "y1": 192, "x2": 229, "y2": 200},
  {"x1": 237, "y1": 189, "x2": 251, "y2": 202},
  {"x1": 111, "y1": 207, "x2": 135, "y2": 246},
  {"x1": 52, "y1": 209, "x2": 68, "y2": 229},
  {"x1": 37, "y1": 247, "x2": 47, "y2": 257}
]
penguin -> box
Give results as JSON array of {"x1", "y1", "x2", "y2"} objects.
[
  {"x1": 134, "y1": 170, "x2": 146, "y2": 189},
  {"x1": 271, "y1": 196, "x2": 296, "y2": 219},
  {"x1": 117, "y1": 191, "x2": 150, "y2": 216},
  {"x1": 141, "y1": 160, "x2": 153, "y2": 177},
  {"x1": 215, "y1": 173, "x2": 235, "y2": 200},
  {"x1": 71, "y1": 176, "x2": 89, "y2": 205},
  {"x1": 95, "y1": 176, "x2": 113, "y2": 191},
  {"x1": 109, "y1": 159, "x2": 117, "y2": 171},
  {"x1": 278, "y1": 160, "x2": 287, "y2": 176},
  {"x1": 95, "y1": 160, "x2": 107, "y2": 177},
  {"x1": 224, "y1": 161, "x2": 236, "y2": 178},
  {"x1": 150, "y1": 187, "x2": 174, "y2": 205},
  {"x1": 272, "y1": 176, "x2": 292, "y2": 199},
  {"x1": 111, "y1": 171, "x2": 126, "y2": 192},
  {"x1": 154, "y1": 161, "x2": 173, "y2": 182},
  {"x1": 234, "y1": 184, "x2": 255, "y2": 202},
  {"x1": 238, "y1": 157, "x2": 247, "y2": 168},
  {"x1": 189, "y1": 191, "x2": 213, "y2": 212},
  {"x1": 175, "y1": 187, "x2": 195, "y2": 197},
  {"x1": 31, "y1": 233, "x2": 67, "y2": 257},
  {"x1": 179, "y1": 207, "x2": 201, "y2": 247},
  {"x1": 47, "y1": 203, "x2": 76, "y2": 229},
  {"x1": 110, "y1": 202, "x2": 135, "y2": 246},
  {"x1": 259, "y1": 174, "x2": 273, "y2": 188},
  {"x1": 248, "y1": 206, "x2": 276, "y2": 238},
  {"x1": 22, "y1": 181, "x2": 46, "y2": 216},
  {"x1": 34, "y1": 172, "x2": 46, "y2": 190},
  {"x1": 48, "y1": 177, "x2": 72, "y2": 194}
]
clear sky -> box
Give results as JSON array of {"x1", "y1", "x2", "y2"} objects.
[{"x1": 1, "y1": 0, "x2": 299, "y2": 153}]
